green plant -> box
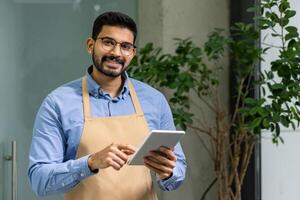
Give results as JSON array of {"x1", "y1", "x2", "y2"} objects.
[
  {"x1": 130, "y1": 38, "x2": 219, "y2": 129},
  {"x1": 129, "y1": 0, "x2": 300, "y2": 199}
]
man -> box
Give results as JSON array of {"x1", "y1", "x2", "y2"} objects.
[{"x1": 28, "y1": 11, "x2": 186, "y2": 199}]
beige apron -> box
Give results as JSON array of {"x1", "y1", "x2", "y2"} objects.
[{"x1": 65, "y1": 76, "x2": 157, "y2": 200}]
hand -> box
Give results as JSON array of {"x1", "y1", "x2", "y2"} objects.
[
  {"x1": 88, "y1": 143, "x2": 136, "y2": 171},
  {"x1": 143, "y1": 146, "x2": 177, "y2": 180}
]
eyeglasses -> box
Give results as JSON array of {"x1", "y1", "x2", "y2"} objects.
[{"x1": 96, "y1": 37, "x2": 136, "y2": 56}]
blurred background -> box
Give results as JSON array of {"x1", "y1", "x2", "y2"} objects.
[{"x1": 1, "y1": 0, "x2": 300, "y2": 200}]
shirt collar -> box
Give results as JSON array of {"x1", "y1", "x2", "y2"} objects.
[{"x1": 85, "y1": 66, "x2": 129, "y2": 101}]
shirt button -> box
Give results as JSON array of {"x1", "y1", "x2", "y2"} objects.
[
  {"x1": 80, "y1": 172, "x2": 85, "y2": 177},
  {"x1": 167, "y1": 185, "x2": 173, "y2": 191}
]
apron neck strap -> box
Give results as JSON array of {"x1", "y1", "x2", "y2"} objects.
[
  {"x1": 82, "y1": 76, "x2": 92, "y2": 118},
  {"x1": 127, "y1": 80, "x2": 144, "y2": 115},
  {"x1": 82, "y1": 76, "x2": 144, "y2": 119}
]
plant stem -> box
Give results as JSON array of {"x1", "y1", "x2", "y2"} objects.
[
  {"x1": 231, "y1": 78, "x2": 245, "y2": 125},
  {"x1": 187, "y1": 124, "x2": 217, "y2": 141},
  {"x1": 200, "y1": 177, "x2": 217, "y2": 200},
  {"x1": 279, "y1": 5, "x2": 285, "y2": 50}
]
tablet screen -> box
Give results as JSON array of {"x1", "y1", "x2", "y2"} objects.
[{"x1": 127, "y1": 130, "x2": 185, "y2": 165}]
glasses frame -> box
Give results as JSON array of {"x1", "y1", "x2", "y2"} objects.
[{"x1": 95, "y1": 37, "x2": 136, "y2": 56}]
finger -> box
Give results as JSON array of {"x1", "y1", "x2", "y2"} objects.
[
  {"x1": 106, "y1": 158, "x2": 122, "y2": 170},
  {"x1": 144, "y1": 158, "x2": 173, "y2": 176},
  {"x1": 158, "y1": 147, "x2": 177, "y2": 161},
  {"x1": 145, "y1": 164, "x2": 170, "y2": 180},
  {"x1": 144, "y1": 156, "x2": 174, "y2": 174},
  {"x1": 160, "y1": 146, "x2": 174, "y2": 151},
  {"x1": 121, "y1": 149, "x2": 135, "y2": 155},
  {"x1": 109, "y1": 152, "x2": 126, "y2": 165},
  {"x1": 125, "y1": 144, "x2": 137, "y2": 152},
  {"x1": 110, "y1": 150, "x2": 129, "y2": 163},
  {"x1": 114, "y1": 144, "x2": 136, "y2": 156},
  {"x1": 115, "y1": 143, "x2": 136, "y2": 152},
  {"x1": 144, "y1": 162, "x2": 166, "y2": 175},
  {"x1": 109, "y1": 145, "x2": 130, "y2": 161},
  {"x1": 145, "y1": 154, "x2": 163, "y2": 164},
  {"x1": 148, "y1": 151, "x2": 176, "y2": 168}
]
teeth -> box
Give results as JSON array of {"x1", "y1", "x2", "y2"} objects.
[{"x1": 107, "y1": 61, "x2": 122, "y2": 65}]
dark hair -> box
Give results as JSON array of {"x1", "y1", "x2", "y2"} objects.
[{"x1": 92, "y1": 11, "x2": 137, "y2": 43}]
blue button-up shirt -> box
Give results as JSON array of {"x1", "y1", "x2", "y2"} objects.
[{"x1": 28, "y1": 67, "x2": 186, "y2": 197}]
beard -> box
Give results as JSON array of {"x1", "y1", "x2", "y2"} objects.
[{"x1": 92, "y1": 51, "x2": 127, "y2": 78}]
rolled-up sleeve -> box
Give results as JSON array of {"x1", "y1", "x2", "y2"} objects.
[
  {"x1": 28, "y1": 95, "x2": 95, "y2": 197},
  {"x1": 156, "y1": 95, "x2": 187, "y2": 191}
]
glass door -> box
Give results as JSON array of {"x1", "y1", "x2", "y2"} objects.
[{"x1": 0, "y1": 0, "x2": 137, "y2": 199}]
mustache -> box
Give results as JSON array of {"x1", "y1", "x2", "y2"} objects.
[{"x1": 101, "y1": 55, "x2": 125, "y2": 65}]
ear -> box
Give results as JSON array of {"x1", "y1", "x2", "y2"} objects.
[
  {"x1": 86, "y1": 37, "x2": 94, "y2": 54},
  {"x1": 131, "y1": 48, "x2": 137, "y2": 58}
]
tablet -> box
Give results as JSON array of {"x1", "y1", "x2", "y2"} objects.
[{"x1": 127, "y1": 130, "x2": 185, "y2": 165}]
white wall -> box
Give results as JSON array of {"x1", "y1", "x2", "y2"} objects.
[{"x1": 261, "y1": 1, "x2": 300, "y2": 200}]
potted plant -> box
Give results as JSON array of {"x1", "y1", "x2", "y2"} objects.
[{"x1": 129, "y1": 0, "x2": 300, "y2": 199}]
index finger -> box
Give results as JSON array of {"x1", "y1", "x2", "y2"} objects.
[
  {"x1": 160, "y1": 146, "x2": 174, "y2": 151},
  {"x1": 157, "y1": 146, "x2": 176, "y2": 161},
  {"x1": 115, "y1": 143, "x2": 137, "y2": 152}
]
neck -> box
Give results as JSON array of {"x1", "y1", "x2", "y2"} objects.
[{"x1": 91, "y1": 66, "x2": 123, "y2": 98}]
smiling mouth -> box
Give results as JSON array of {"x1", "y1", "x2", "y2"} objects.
[{"x1": 104, "y1": 60, "x2": 123, "y2": 69}]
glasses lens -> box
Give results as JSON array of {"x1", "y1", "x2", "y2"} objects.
[
  {"x1": 99, "y1": 37, "x2": 135, "y2": 56},
  {"x1": 120, "y1": 42, "x2": 134, "y2": 55},
  {"x1": 120, "y1": 43, "x2": 135, "y2": 56},
  {"x1": 101, "y1": 38, "x2": 116, "y2": 51}
]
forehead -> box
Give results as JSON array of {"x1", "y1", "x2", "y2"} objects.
[{"x1": 98, "y1": 25, "x2": 134, "y2": 43}]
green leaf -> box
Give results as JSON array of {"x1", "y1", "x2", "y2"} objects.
[
  {"x1": 266, "y1": 71, "x2": 274, "y2": 79},
  {"x1": 271, "y1": 33, "x2": 281, "y2": 37},
  {"x1": 263, "y1": 47, "x2": 271, "y2": 53},
  {"x1": 285, "y1": 26, "x2": 298, "y2": 33},
  {"x1": 291, "y1": 121, "x2": 296, "y2": 130},
  {"x1": 285, "y1": 32, "x2": 299, "y2": 41},
  {"x1": 273, "y1": 113, "x2": 280, "y2": 122},
  {"x1": 269, "y1": 12, "x2": 279, "y2": 22},
  {"x1": 279, "y1": 1, "x2": 290, "y2": 12},
  {"x1": 270, "y1": 83, "x2": 284, "y2": 90},
  {"x1": 285, "y1": 10, "x2": 296, "y2": 18},
  {"x1": 280, "y1": 116, "x2": 289, "y2": 127},
  {"x1": 239, "y1": 107, "x2": 250, "y2": 114},
  {"x1": 247, "y1": 7, "x2": 256, "y2": 13},
  {"x1": 249, "y1": 107, "x2": 259, "y2": 115},
  {"x1": 263, "y1": 118, "x2": 270, "y2": 128},
  {"x1": 244, "y1": 98, "x2": 257, "y2": 105},
  {"x1": 258, "y1": 108, "x2": 269, "y2": 117},
  {"x1": 279, "y1": 136, "x2": 284, "y2": 144},
  {"x1": 275, "y1": 123, "x2": 280, "y2": 137},
  {"x1": 279, "y1": 18, "x2": 289, "y2": 27},
  {"x1": 249, "y1": 118, "x2": 262, "y2": 129},
  {"x1": 270, "y1": 123, "x2": 275, "y2": 132},
  {"x1": 287, "y1": 39, "x2": 297, "y2": 48},
  {"x1": 262, "y1": 86, "x2": 266, "y2": 96}
]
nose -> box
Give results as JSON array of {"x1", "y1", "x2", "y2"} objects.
[{"x1": 110, "y1": 43, "x2": 122, "y2": 56}]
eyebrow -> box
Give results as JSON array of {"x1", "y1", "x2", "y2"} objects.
[
  {"x1": 101, "y1": 36, "x2": 114, "y2": 40},
  {"x1": 101, "y1": 36, "x2": 134, "y2": 44}
]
